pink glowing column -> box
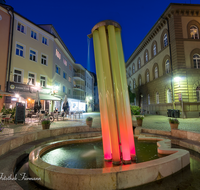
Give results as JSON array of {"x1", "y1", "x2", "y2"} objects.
[
  {"x1": 115, "y1": 28, "x2": 136, "y2": 158},
  {"x1": 93, "y1": 30, "x2": 112, "y2": 160}
]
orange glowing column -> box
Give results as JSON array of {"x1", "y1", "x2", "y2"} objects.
[
  {"x1": 98, "y1": 25, "x2": 121, "y2": 164},
  {"x1": 107, "y1": 25, "x2": 131, "y2": 163},
  {"x1": 93, "y1": 30, "x2": 112, "y2": 160},
  {"x1": 115, "y1": 28, "x2": 136, "y2": 159}
]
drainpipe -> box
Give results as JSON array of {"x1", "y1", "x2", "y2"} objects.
[
  {"x1": 6, "y1": 6, "x2": 14, "y2": 92},
  {"x1": 162, "y1": 17, "x2": 175, "y2": 109}
]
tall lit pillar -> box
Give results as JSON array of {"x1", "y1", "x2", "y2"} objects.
[{"x1": 89, "y1": 20, "x2": 136, "y2": 164}]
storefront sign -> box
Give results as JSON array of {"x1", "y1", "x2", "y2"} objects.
[{"x1": 8, "y1": 82, "x2": 36, "y2": 93}]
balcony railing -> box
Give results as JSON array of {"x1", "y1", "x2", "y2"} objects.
[
  {"x1": 73, "y1": 85, "x2": 85, "y2": 91},
  {"x1": 73, "y1": 95, "x2": 85, "y2": 100},
  {"x1": 73, "y1": 73, "x2": 85, "y2": 80}
]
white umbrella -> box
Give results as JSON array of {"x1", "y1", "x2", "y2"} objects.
[{"x1": 36, "y1": 91, "x2": 40, "y2": 105}]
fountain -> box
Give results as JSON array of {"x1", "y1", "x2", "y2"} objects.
[{"x1": 28, "y1": 20, "x2": 190, "y2": 190}]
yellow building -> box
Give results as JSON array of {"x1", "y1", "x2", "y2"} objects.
[{"x1": 126, "y1": 3, "x2": 200, "y2": 118}]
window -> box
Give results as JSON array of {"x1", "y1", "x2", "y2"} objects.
[
  {"x1": 63, "y1": 71, "x2": 67, "y2": 79},
  {"x1": 56, "y1": 49, "x2": 61, "y2": 60},
  {"x1": 30, "y1": 50, "x2": 37, "y2": 62},
  {"x1": 155, "y1": 66, "x2": 158, "y2": 79},
  {"x1": 14, "y1": 69, "x2": 22, "y2": 83},
  {"x1": 17, "y1": 22, "x2": 25, "y2": 33},
  {"x1": 133, "y1": 80, "x2": 136, "y2": 89},
  {"x1": 139, "y1": 78, "x2": 141, "y2": 86},
  {"x1": 31, "y1": 30, "x2": 37, "y2": 40},
  {"x1": 41, "y1": 54, "x2": 47, "y2": 65},
  {"x1": 63, "y1": 58, "x2": 67, "y2": 66},
  {"x1": 28, "y1": 73, "x2": 35, "y2": 85},
  {"x1": 167, "y1": 89, "x2": 172, "y2": 103},
  {"x1": 153, "y1": 44, "x2": 157, "y2": 56},
  {"x1": 165, "y1": 59, "x2": 170, "y2": 73},
  {"x1": 190, "y1": 25, "x2": 199, "y2": 39},
  {"x1": 63, "y1": 86, "x2": 65, "y2": 93},
  {"x1": 69, "y1": 76, "x2": 71, "y2": 82},
  {"x1": 68, "y1": 89, "x2": 71, "y2": 95},
  {"x1": 16, "y1": 44, "x2": 24, "y2": 57},
  {"x1": 55, "y1": 65, "x2": 61, "y2": 75},
  {"x1": 148, "y1": 94, "x2": 150, "y2": 105},
  {"x1": 156, "y1": 92, "x2": 159, "y2": 104},
  {"x1": 193, "y1": 54, "x2": 200, "y2": 68},
  {"x1": 164, "y1": 33, "x2": 168, "y2": 47},
  {"x1": 196, "y1": 86, "x2": 200, "y2": 101},
  {"x1": 138, "y1": 60, "x2": 141, "y2": 69},
  {"x1": 69, "y1": 64, "x2": 72, "y2": 71},
  {"x1": 145, "y1": 52, "x2": 148, "y2": 62},
  {"x1": 134, "y1": 98, "x2": 136, "y2": 105},
  {"x1": 40, "y1": 76, "x2": 46, "y2": 87},
  {"x1": 132, "y1": 65, "x2": 135, "y2": 74},
  {"x1": 42, "y1": 37, "x2": 47, "y2": 45},
  {"x1": 129, "y1": 67, "x2": 131, "y2": 76},
  {"x1": 147, "y1": 71, "x2": 149, "y2": 83}
]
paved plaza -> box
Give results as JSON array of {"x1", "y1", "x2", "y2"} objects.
[{"x1": 0, "y1": 112, "x2": 200, "y2": 141}]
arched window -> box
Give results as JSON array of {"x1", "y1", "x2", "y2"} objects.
[
  {"x1": 138, "y1": 59, "x2": 141, "y2": 69},
  {"x1": 193, "y1": 54, "x2": 200, "y2": 68},
  {"x1": 139, "y1": 77, "x2": 141, "y2": 86},
  {"x1": 167, "y1": 89, "x2": 172, "y2": 103},
  {"x1": 148, "y1": 94, "x2": 150, "y2": 105},
  {"x1": 164, "y1": 33, "x2": 168, "y2": 47},
  {"x1": 155, "y1": 66, "x2": 158, "y2": 79},
  {"x1": 134, "y1": 97, "x2": 136, "y2": 105},
  {"x1": 146, "y1": 71, "x2": 149, "y2": 83},
  {"x1": 153, "y1": 44, "x2": 157, "y2": 56},
  {"x1": 129, "y1": 67, "x2": 131, "y2": 76},
  {"x1": 165, "y1": 59, "x2": 170, "y2": 73},
  {"x1": 132, "y1": 64, "x2": 135, "y2": 74},
  {"x1": 190, "y1": 25, "x2": 199, "y2": 39},
  {"x1": 196, "y1": 86, "x2": 200, "y2": 102},
  {"x1": 145, "y1": 52, "x2": 148, "y2": 62},
  {"x1": 156, "y1": 92, "x2": 159, "y2": 104},
  {"x1": 133, "y1": 80, "x2": 136, "y2": 89}
]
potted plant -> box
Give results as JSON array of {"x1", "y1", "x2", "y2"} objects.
[
  {"x1": 169, "y1": 118, "x2": 179, "y2": 130},
  {"x1": 41, "y1": 118, "x2": 51, "y2": 130},
  {"x1": 136, "y1": 116, "x2": 144, "y2": 127},
  {"x1": 86, "y1": 117, "x2": 93, "y2": 127}
]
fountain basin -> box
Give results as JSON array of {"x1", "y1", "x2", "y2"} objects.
[{"x1": 29, "y1": 136, "x2": 190, "y2": 190}]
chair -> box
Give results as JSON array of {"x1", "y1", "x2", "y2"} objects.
[{"x1": 2, "y1": 114, "x2": 12, "y2": 124}]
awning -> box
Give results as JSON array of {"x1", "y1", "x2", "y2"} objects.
[
  {"x1": 19, "y1": 92, "x2": 61, "y2": 101},
  {"x1": 39, "y1": 94, "x2": 60, "y2": 101},
  {"x1": 0, "y1": 90, "x2": 13, "y2": 96}
]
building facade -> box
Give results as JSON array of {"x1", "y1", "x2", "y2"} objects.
[
  {"x1": 126, "y1": 3, "x2": 200, "y2": 118},
  {"x1": 0, "y1": 4, "x2": 13, "y2": 111}
]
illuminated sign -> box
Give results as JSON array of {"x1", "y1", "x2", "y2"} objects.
[
  {"x1": 63, "y1": 59, "x2": 67, "y2": 66},
  {"x1": 56, "y1": 49, "x2": 61, "y2": 60}
]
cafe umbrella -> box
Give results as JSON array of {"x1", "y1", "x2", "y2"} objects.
[{"x1": 34, "y1": 91, "x2": 41, "y2": 113}]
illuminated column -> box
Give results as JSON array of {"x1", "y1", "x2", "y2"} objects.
[
  {"x1": 107, "y1": 25, "x2": 131, "y2": 163},
  {"x1": 115, "y1": 28, "x2": 136, "y2": 159},
  {"x1": 98, "y1": 26, "x2": 121, "y2": 164},
  {"x1": 90, "y1": 20, "x2": 136, "y2": 164},
  {"x1": 93, "y1": 30, "x2": 112, "y2": 161}
]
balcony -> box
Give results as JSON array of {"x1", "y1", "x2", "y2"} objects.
[
  {"x1": 73, "y1": 73, "x2": 85, "y2": 81},
  {"x1": 73, "y1": 95, "x2": 85, "y2": 100},
  {"x1": 73, "y1": 85, "x2": 85, "y2": 91}
]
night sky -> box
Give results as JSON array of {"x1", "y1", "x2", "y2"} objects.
[{"x1": 6, "y1": 0, "x2": 200, "y2": 73}]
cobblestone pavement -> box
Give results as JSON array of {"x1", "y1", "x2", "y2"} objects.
[{"x1": 1, "y1": 112, "x2": 200, "y2": 141}]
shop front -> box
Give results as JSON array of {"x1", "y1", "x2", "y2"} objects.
[{"x1": 7, "y1": 82, "x2": 61, "y2": 113}]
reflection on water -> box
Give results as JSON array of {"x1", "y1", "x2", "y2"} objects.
[{"x1": 41, "y1": 139, "x2": 165, "y2": 169}]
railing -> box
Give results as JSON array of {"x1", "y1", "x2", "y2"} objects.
[
  {"x1": 73, "y1": 73, "x2": 85, "y2": 80},
  {"x1": 73, "y1": 85, "x2": 85, "y2": 91},
  {"x1": 73, "y1": 95, "x2": 85, "y2": 100}
]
